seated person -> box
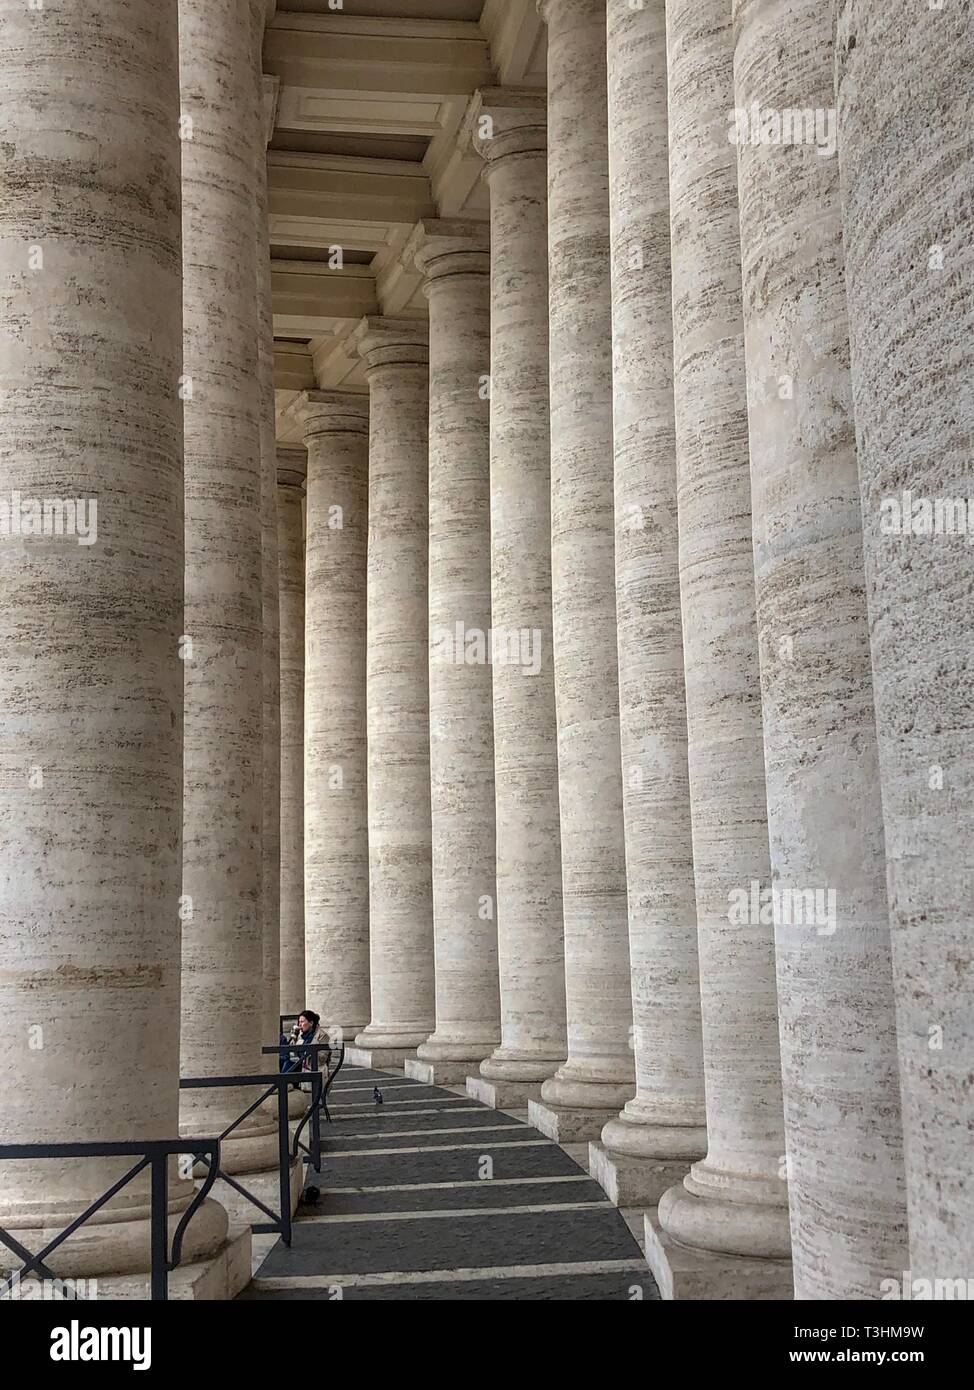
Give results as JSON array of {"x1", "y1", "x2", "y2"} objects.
[{"x1": 281, "y1": 1009, "x2": 332, "y2": 1076}]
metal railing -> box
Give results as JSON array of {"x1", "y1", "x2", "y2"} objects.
[
  {"x1": 265, "y1": 1038, "x2": 345, "y2": 1165},
  {"x1": 0, "y1": 1136, "x2": 220, "y2": 1302},
  {"x1": 0, "y1": 1040, "x2": 347, "y2": 1300},
  {"x1": 179, "y1": 1071, "x2": 323, "y2": 1249}
]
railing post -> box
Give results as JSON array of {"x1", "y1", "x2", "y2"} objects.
[
  {"x1": 277, "y1": 1077, "x2": 292, "y2": 1247},
  {"x1": 310, "y1": 1050, "x2": 322, "y2": 1173},
  {"x1": 150, "y1": 1152, "x2": 169, "y2": 1302}
]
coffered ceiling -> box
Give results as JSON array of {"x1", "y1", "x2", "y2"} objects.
[{"x1": 266, "y1": 0, "x2": 547, "y2": 441}]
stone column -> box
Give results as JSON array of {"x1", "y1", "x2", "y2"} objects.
[
  {"x1": 529, "y1": 0, "x2": 634, "y2": 1144},
  {"x1": 733, "y1": 0, "x2": 908, "y2": 1299},
  {"x1": 404, "y1": 221, "x2": 500, "y2": 1087},
  {"x1": 0, "y1": 0, "x2": 226, "y2": 1276},
  {"x1": 648, "y1": 0, "x2": 792, "y2": 1299},
  {"x1": 465, "y1": 91, "x2": 568, "y2": 1108},
  {"x1": 300, "y1": 395, "x2": 371, "y2": 1039},
  {"x1": 254, "y1": 59, "x2": 281, "y2": 1050},
  {"x1": 178, "y1": 0, "x2": 276, "y2": 1170},
  {"x1": 277, "y1": 449, "x2": 307, "y2": 1015},
  {"x1": 349, "y1": 319, "x2": 435, "y2": 1069},
  {"x1": 589, "y1": 0, "x2": 707, "y2": 1210},
  {"x1": 836, "y1": 0, "x2": 974, "y2": 1287}
]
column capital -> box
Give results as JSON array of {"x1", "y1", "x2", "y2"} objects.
[
  {"x1": 276, "y1": 446, "x2": 307, "y2": 489},
  {"x1": 352, "y1": 316, "x2": 430, "y2": 375},
  {"x1": 297, "y1": 390, "x2": 370, "y2": 443},
  {"x1": 464, "y1": 87, "x2": 547, "y2": 167},
  {"x1": 406, "y1": 218, "x2": 490, "y2": 292}
]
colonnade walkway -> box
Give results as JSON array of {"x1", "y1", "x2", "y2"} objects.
[{"x1": 239, "y1": 1066, "x2": 657, "y2": 1301}]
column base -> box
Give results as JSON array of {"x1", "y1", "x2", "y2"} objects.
[
  {"x1": 644, "y1": 1207, "x2": 794, "y2": 1300},
  {"x1": 205, "y1": 1153, "x2": 305, "y2": 1233},
  {"x1": 405, "y1": 1058, "x2": 480, "y2": 1086},
  {"x1": 79, "y1": 1226, "x2": 253, "y2": 1302},
  {"x1": 466, "y1": 1075, "x2": 546, "y2": 1108},
  {"x1": 0, "y1": 1191, "x2": 229, "y2": 1282},
  {"x1": 344, "y1": 1045, "x2": 416, "y2": 1071},
  {"x1": 660, "y1": 1168, "x2": 793, "y2": 1259},
  {"x1": 589, "y1": 1142, "x2": 692, "y2": 1208},
  {"x1": 528, "y1": 1099, "x2": 622, "y2": 1143},
  {"x1": 478, "y1": 1046, "x2": 566, "y2": 1082},
  {"x1": 539, "y1": 1066, "x2": 636, "y2": 1116}
]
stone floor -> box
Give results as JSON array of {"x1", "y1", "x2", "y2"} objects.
[{"x1": 239, "y1": 1065, "x2": 658, "y2": 1301}]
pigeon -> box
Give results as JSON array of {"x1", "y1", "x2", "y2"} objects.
[{"x1": 373, "y1": 1087, "x2": 383, "y2": 1105}]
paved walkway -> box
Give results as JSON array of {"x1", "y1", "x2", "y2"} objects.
[{"x1": 239, "y1": 1065, "x2": 659, "y2": 1301}]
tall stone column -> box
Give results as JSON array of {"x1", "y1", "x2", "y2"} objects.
[
  {"x1": 299, "y1": 395, "x2": 370, "y2": 1038},
  {"x1": 0, "y1": 0, "x2": 226, "y2": 1275},
  {"x1": 648, "y1": 0, "x2": 792, "y2": 1298},
  {"x1": 277, "y1": 449, "x2": 307, "y2": 1015},
  {"x1": 733, "y1": 0, "x2": 908, "y2": 1298},
  {"x1": 254, "y1": 57, "x2": 281, "y2": 1049},
  {"x1": 465, "y1": 91, "x2": 568, "y2": 1108},
  {"x1": 404, "y1": 222, "x2": 500, "y2": 1087},
  {"x1": 836, "y1": 0, "x2": 974, "y2": 1286},
  {"x1": 178, "y1": 0, "x2": 276, "y2": 1170},
  {"x1": 529, "y1": 0, "x2": 634, "y2": 1144},
  {"x1": 349, "y1": 319, "x2": 435, "y2": 1069},
  {"x1": 590, "y1": 0, "x2": 707, "y2": 1210}
]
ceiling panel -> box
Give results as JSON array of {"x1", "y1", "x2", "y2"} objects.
[{"x1": 266, "y1": 0, "x2": 545, "y2": 399}]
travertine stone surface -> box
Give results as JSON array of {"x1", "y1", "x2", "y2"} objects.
[
  {"x1": 598, "y1": 0, "x2": 706, "y2": 1190},
  {"x1": 353, "y1": 318, "x2": 435, "y2": 1059},
  {"x1": 409, "y1": 221, "x2": 500, "y2": 1071},
  {"x1": 467, "y1": 90, "x2": 567, "y2": 1092},
  {"x1": 535, "y1": 0, "x2": 634, "y2": 1133},
  {"x1": 645, "y1": 1209, "x2": 795, "y2": 1302},
  {"x1": 277, "y1": 449, "x2": 307, "y2": 1015},
  {"x1": 0, "y1": 0, "x2": 226, "y2": 1271},
  {"x1": 300, "y1": 396, "x2": 370, "y2": 1038},
  {"x1": 254, "y1": 59, "x2": 281, "y2": 1051},
  {"x1": 734, "y1": 0, "x2": 907, "y2": 1297},
  {"x1": 178, "y1": 0, "x2": 276, "y2": 1168},
  {"x1": 658, "y1": 0, "x2": 790, "y2": 1262},
  {"x1": 836, "y1": 0, "x2": 974, "y2": 1284}
]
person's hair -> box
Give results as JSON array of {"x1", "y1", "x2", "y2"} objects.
[{"x1": 298, "y1": 1009, "x2": 320, "y2": 1029}]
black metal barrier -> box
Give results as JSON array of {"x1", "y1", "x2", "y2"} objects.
[
  {"x1": 0, "y1": 1136, "x2": 220, "y2": 1302},
  {"x1": 0, "y1": 1042, "x2": 347, "y2": 1302},
  {"x1": 263, "y1": 1038, "x2": 345, "y2": 1168},
  {"x1": 178, "y1": 1071, "x2": 322, "y2": 1250}
]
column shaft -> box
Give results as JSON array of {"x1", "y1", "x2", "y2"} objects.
[
  {"x1": 411, "y1": 222, "x2": 499, "y2": 1084},
  {"x1": 593, "y1": 0, "x2": 707, "y2": 1208},
  {"x1": 532, "y1": 0, "x2": 634, "y2": 1143},
  {"x1": 254, "y1": 61, "x2": 281, "y2": 1050},
  {"x1": 654, "y1": 0, "x2": 791, "y2": 1278},
  {"x1": 733, "y1": 0, "x2": 908, "y2": 1297},
  {"x1": 277, "y1": 450, "x2": 307, "y2": 1014},
  {"x1": 0, "y1": 0, "x2": 225, "y2": 1273},
  {"x1": 301, "y1": 396, "x2": 370, "y2": 1038},
  {"x1": 467, "y1": 91, "x2": 567, "y2": 1105},
  {"x1": 836, "y1": 0, "x2": 974, "y2": 1283},
  {"x1": 352, "y1": 320, "x2": 435, "y2": 1064},
  {"x1": 178, "y1": 0, "x2": 275, "y2": 1167}
]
